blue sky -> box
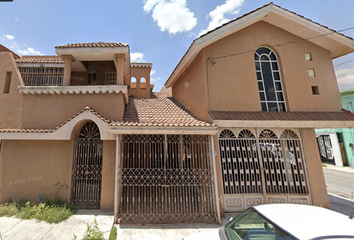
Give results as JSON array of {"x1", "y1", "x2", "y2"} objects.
[{"x1": 1, "y1": 0, "x2": 354, "y2": 91}]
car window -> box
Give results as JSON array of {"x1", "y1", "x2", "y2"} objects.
[{"x1": 225, "y1": 208, "x2": 297, "y2": 240}]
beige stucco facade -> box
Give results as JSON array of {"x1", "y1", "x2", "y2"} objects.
[
  {"x1": 167, "y1": 8, "x2": 354, "y2": 213},
  {"x1": 203, "y1": 21, "x2": 341, "y2": 112},
  {"x1": 0, "y1": 53, "x2": 23, "y2": 129},
  {"x1": 1, "y1": 3, "x2": 354, "y2": 223}
]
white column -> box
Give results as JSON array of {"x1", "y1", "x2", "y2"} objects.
[
  {"x1": 114, "y1": 54, "x2": 125, "y2": 85},
  {"x1": 210, "y1": 135, "x2": 221, "y2": 224},
  {"x1": 62, "y1": 55, "x2": 75, "y2": 86},
  {"x1": 114, "y1": 134, "x2": 121, "y2": 223},
  {"x1": 329, "y1": 132, "x2": 343, "y2": 167}
]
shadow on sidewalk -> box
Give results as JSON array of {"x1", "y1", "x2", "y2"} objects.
[{"x1": 329, "y1": 194, "x2": 354, "y2": 217}]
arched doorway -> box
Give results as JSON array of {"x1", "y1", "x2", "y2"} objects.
[{"x1": 71, "y1": 121, "x2": 103, "y2": 208}]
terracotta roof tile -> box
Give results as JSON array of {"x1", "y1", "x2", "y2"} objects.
[
  {"x1": 15, "y1": 56, "x2": 64, "y2": 64},
  {"x1": 0, "y1": 106, "x2": 111, "y2": 133},
  {"x1": 208, "y1": 110, "x2": 354, "y2": 121},
  {"x1": 55, "y1": 42, "x2": 128, "y2": 48},
  {"x1": 110, "y1": 93, "x2": 214, "y2": 127}
]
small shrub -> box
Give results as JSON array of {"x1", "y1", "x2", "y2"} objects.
[
  {"x1": 108, "y1": 225, "x2": 117, "y2": 240},
  {"x1": 73, "y1": 220, "x2": 104, "y2": 240},
  {"x1": 0, "y1": 200, "x2": 18, "y2": 217},
  {"x1": 0, "y1": 197, "x2": 77, "y2": 223}
]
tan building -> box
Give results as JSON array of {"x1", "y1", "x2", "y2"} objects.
[{"x1": 1, "y1": 3, "x2": 354, "y2": 224}]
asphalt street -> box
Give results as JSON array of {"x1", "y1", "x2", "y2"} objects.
[{"x1": 323, "y1": 166, "x2": 354, "y2": 217}]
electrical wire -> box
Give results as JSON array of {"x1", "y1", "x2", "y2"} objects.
[
  {"x1": 334, "y1": 59, "x2": 354, "y2": 68},
  {"x1": 303, "y1": 0, "x2": 328, "y2": 15},
  {"x1": 297, "y1": 0, "x2": 315, "y2": 13},
  {"x1": 279, "y1": 0, "x2": 287, "y2": 6},
  {"x1": 208, "y1": 26, "x2": 354, "y2": 63}
]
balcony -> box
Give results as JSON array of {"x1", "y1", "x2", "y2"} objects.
[{"x1": 19, "y1": 67, "x2": 64, "y2": 86}]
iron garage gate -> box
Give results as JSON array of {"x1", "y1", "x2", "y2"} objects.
[
  {"x1": 117, "y1": 134, "x2": 217, "y2": 224},
  {"x1": 219, "y1": 129, "x2": 310, "y2": 212}
]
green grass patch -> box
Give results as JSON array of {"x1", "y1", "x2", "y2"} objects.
[
  {"x1": 0, "y1": 197, "x2": 77, "y2": 223},
  {"x1": 322, "y1": 163, "x2": 327, "y2": 167},
  {"x1": 108, "y1": 225, "x2": 117, "y2": 240}
]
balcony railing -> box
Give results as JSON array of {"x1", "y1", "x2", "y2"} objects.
[{"x1": 19, "y1": 67, "x2": 63, "y2": 86}]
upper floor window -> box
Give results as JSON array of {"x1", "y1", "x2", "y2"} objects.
[
  {"x1": 87, "y1": 67, "x2": 97, "y2": 84},
  {"x1": 255, "y1": 47, "x2": 286, "y2": 112},
  {"x1": 19, "y1": 67, "x2": 63, "y2": 86},
  {"x1": 105, "y1": 72, "x2": 117, "y2": 85}
]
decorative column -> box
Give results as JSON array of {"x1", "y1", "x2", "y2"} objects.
[
  {"x1": 62, "y1": 55, "x2": 75, "y2": 86},
  {"x1": 114, "y1": 54, "x2": 125, "y2": 85}
]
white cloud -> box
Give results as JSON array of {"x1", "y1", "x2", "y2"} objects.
[
  {"x1": 18, "y1": 47, "x2": 42, "y2": 56},
  {"x1": 10, "y1": 42, "x2": 19, "y2": 49},
  {"x1": 336, "y1": 68, "x2": 354, "y2": 90},
  {"x1": 130, "y1": 52, "x2": 145, "y2": 62},
  {"x1": 150, "y1": 70, "x2": 161, "y2": 83},
  {"x1": 200, "y1": 0, "x2": 244, "y2": 36},
  {"x1": 4, "y1": 34, "x2": 14, "y2": 40},
  {"x1": 187, "y1": 32, "x2": 197, "y2": 38},
  {"x1": 151, "y1": 77, "x2": 161, "y2": 83},
  {"x1": 144, "y1": 0, "x2": 197, "y2": 35}
]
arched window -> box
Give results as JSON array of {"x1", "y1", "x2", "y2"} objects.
[
  {"x1": 131, "y1": 77, "x2": 137, "y2": 89},
  {"x1": 255, "y1": 47, "x2": 286, "y2": 112},
  {"x1": 140, "y1": 77, "x2": 146, "y2": 89}
]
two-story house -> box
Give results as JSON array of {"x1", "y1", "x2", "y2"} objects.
[
  {"x1": 163, "y1": 3, "x2": 354, "y2": 220},
  {"x1": 1, "y1": 3, "x2": 354, "y2": 225}
]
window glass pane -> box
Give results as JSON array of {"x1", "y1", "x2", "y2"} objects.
[
  {"x1": 259, "y1": 92, "x2": 265, "y2": 101},
  {"x1": 261, "y1": 55, "x2": 269, "y2": 61},
  {"x1": 305, "y1": 52, "x2": 312, "y2": 61},
  {"x1": 255, "y1": 62, "x2": 260, "y2": 70},
  {"x1": 268, "y1": 102, "x2": 278, "y2": 111},
  {"x1": 256, "y1": 47, "x2": 270, "y2": 55},
  {"x1": 255, "y1": 47, "x2": 286, "y2": 112},
  {"x1": 261, "y1": 62, "x2": 276, "y2": 101},
  {"x1": 277, "y1": 92, "x2": 284, "y2": 101},
  {"x1": 271, "y1": 62, "x2": 278, "y2": 70},
  {"x1": 225, "y1": 208, "x2": 296, "y2": 240},
  {"x1": 275, "y1": 82, "x2": 282, "y2": 91},
  {"x1": 269, "y1": 52, "x2": 276, "y2": 60},
  {"x1": 254, "y1": 53, "x2": 259, "y2": 61},
  {"x1": 261, "y1": 102, "x2": 267, "y2": 111},
  {"x1": 279, "y1": 103, "x2": 286, "y2": 112},
  {"x1": 273, "y1": 72, "x2": 280, "y2": 80},
  {"x1": 308, "y1": 69, "x2": 315, "y2": 77}
]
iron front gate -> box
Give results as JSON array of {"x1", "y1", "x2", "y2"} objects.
[
  {"x1": 71, "y1": 121, "x2": 103, "y2": 209},
  {"x1": 316, "y1": 135, "x2": 335, "y2": 165},
  {"x1": 117, "y1": 134, "x2": 217, "y2": 224},
  {"x1": 219, "y1": 129, "x2": 310, "y2": 212}
]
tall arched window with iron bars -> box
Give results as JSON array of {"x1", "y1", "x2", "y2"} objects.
[{"x1": 255, "y1": 47, "x2": 286, "y2": 112}]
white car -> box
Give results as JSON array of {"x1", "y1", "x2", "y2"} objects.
[{"x1": 184, "y1": 204, "x2": 354, "y2": 240}]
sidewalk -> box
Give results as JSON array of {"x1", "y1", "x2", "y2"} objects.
[
  {"x1": 0, "y1": 210, "x2": 114, "y2": 240},
  {"x1": 323, "y1": 164, "x2": 354, "y2": 174},
  {"x1": 0, "y1": 210, "x2": 232, "y2": 240}
]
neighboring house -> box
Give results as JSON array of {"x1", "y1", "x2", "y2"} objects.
[
  {"x1": 0, "y1": 3, "x2": 354, "y2": 225},
  {"x1": 163, "y1": 3, "x2": 354, "y2": 218},
  {"x1": 316, "y1": 88, "x2": 354, "y2": 167}
]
